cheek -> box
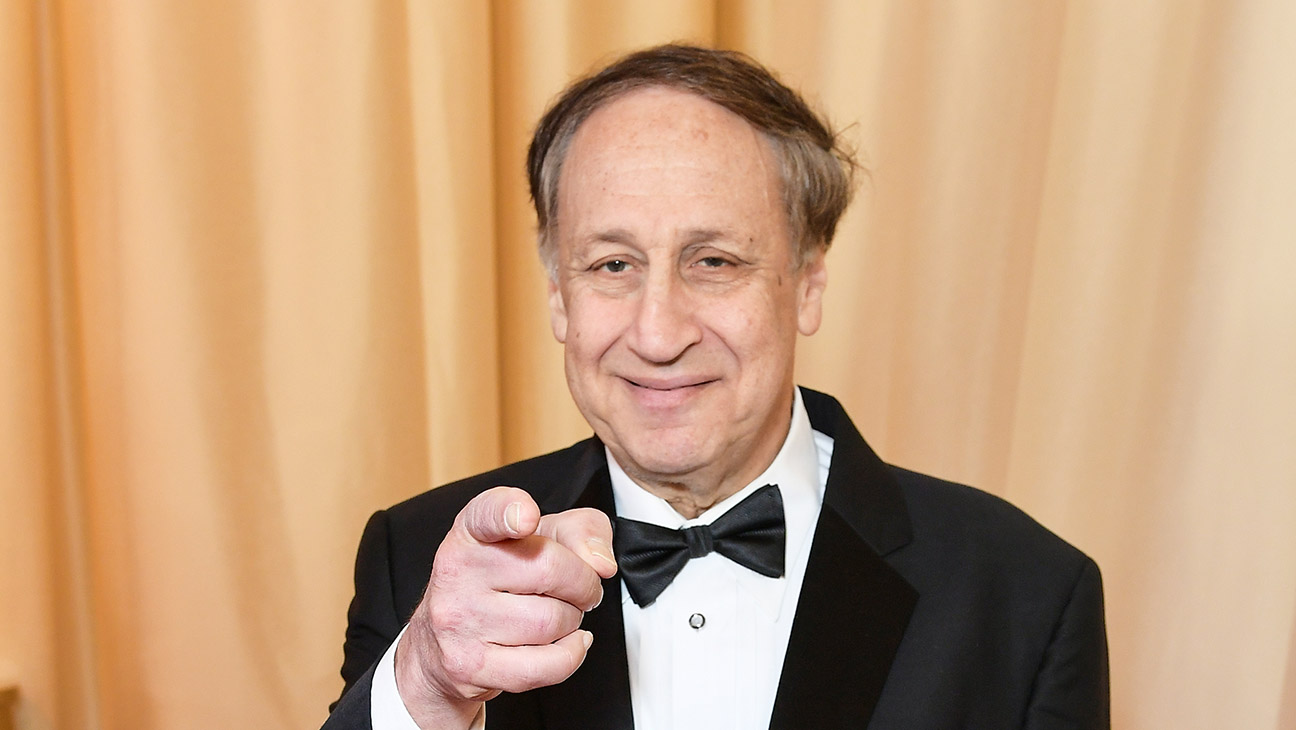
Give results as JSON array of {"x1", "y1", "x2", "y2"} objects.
[
  {"x1": 734, "y1": 280, "x2": 797, "y2": 334},
  {"x1": 564, "y1": 294, "x2": 629, "y2": 356},
  {"x1": 704, "y1": 298, "x2": 787, "y2": 358}
]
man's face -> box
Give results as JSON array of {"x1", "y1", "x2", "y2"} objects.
[{"x1": 547, "y1": 87, "x2": 827, "y2": 501}]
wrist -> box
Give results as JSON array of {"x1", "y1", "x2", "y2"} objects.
[{"x1": 394, "y1": 631, "x2": 484, "y2": 730}]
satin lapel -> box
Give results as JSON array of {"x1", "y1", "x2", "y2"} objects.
[
  {"x1": 531, "y1": 447, "x2": 635, "y2": 730},
  {"x1": 767, "y1": 505, "x2": 917, "y2": 729},
  {"x1": 767, "y1": 389, "x2": 919, "y2": 729}
]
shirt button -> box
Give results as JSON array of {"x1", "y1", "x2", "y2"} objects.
[{"x1": 688, "y1": 612, "x2": 706, "y2": 630}]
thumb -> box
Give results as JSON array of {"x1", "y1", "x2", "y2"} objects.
[{"x1": 457, "y1": 486, "x2": 542, "y2": 543}]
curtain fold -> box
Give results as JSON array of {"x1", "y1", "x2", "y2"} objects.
[
  {"x1": 2, "y1": 1, "x2": 100, "y2": 728},
  {"x1": 2, "y1": 1, "x2": 1292, "y2": 728}
]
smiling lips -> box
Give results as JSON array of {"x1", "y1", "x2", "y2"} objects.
[{"x1": 621, "y1": 376, "x2": 716, "y2": 407}]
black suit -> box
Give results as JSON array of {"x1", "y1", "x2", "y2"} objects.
[{"x1": 325, "y1": 388, "x2": 1109, "y2": 729}]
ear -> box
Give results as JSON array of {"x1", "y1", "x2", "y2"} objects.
[
  {"x1": 547, "y1": 276, "x2": 569, "y2": 343},
  {"x1": 796, "y1": 250, "x2": 827, "y2": 336}
]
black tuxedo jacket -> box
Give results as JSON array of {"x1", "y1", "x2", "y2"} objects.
[{"x1": 324, "y1": 388, "x2": 1109, "y2": 729}]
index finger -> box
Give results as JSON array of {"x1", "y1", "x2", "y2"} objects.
[
  {"x1": 537, "y1": 508, "x2": 618, "y2": 580},
  {"x1": 457, "y1": 486, "x2": 542, "y2": 544}
]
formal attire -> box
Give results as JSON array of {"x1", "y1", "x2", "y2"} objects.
[
  {"x1": 608, "y1": 389, "x2": 830, "y2": 730},
  {"x1": 324, "y1": 387, "x2": 1109, "y2": 729}
]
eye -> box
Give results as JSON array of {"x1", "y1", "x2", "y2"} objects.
[
  {"x1": 698, "y1": 256, "x2": 730, "y2": 268},
  {"x1": 599, "y1": 259, "x2": 630, "y2": 273}
]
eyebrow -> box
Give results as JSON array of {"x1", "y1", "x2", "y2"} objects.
[
  {"x1": 589, "y1": 228, "x2": 635, "y2": 245},
  {"x1": 584, "y1": 227, "x2": 736, "y2": 245},
  {"x1": 682, "y1": 228, "x2": 733, "y2": 245}
]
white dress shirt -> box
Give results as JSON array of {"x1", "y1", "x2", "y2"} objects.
[
  {"x1": 611, "y1": 387, "x2": 831, "y2": 730},
  {"x1": 370, "y1": 388, "x2": 833, "y2": 729}
]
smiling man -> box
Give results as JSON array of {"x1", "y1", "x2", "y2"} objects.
[
  {"x1": 549, "y1": 84, "x2": 823, "y2": 520},
  {"x1": 324, "y1": 45, "x2": 1109, "y2": 730}
]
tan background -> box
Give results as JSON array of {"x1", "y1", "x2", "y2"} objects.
[{"x1": 2, "y1": 1, "x2": 1294, "y2": 728}]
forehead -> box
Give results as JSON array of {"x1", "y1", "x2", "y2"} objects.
[
  {"x1": 557, "y1": 87, "x2": 783, "y2": 226},
  {"x1": 571, "y1": 86, "x2": 768, "y2": 155}
]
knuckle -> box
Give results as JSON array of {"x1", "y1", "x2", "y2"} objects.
[
  {"x1": 531, "y1": 553, "x2": 564, "y2": 594},
  {"x1": 438, "y1": 636, "x2": 510, "y2": 701},
  {"x1": 431, "y1": 551, "x2": 466, "y2": 583},
  {"x1": 524, "y1": 605, "x2": 554, "y2": 639},
  {"x1": 462, "y1": 505, "x2": 494, "y2": 539},
  {"x1": 464, "y1": 489, "x2": 503, "y2": 526},
  {"x1": 427, "y1": 595, "x2": 472, "y2": 633},
  {"x1": 528, "y1": 601, "x2": 568, "y2": 639},
  {"x1": 440, "y1": 647, "x2": 483, "y2": 689}
]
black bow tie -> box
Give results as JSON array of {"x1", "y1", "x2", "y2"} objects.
[{"x1": 613, "y1": 484, "x2": 786, "y2": 607}]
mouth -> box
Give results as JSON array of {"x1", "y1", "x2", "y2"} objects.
[
  {"x1": 622, "y1": 376, "x2": 717, "y2": 392},
  {"x1": 619, "y1": 376, "x2": 718, "y2": 408}
]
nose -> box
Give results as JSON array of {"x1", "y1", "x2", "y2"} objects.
[{"x1": 626, "y1": 270, "x2": 702, "y2": 364}]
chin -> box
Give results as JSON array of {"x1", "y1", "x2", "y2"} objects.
[{"x1": 618, "y1": 433, "x2": 713, "y2": 481}]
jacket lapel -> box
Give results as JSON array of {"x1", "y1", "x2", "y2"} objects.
[
  {"x1": 768, "y1": 389, "x2": 918, "y2": 729},
  {"x1": 529, "y1": 442, "x2": 636, "y2": 730}
]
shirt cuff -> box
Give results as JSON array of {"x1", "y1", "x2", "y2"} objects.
[
  {"x1": 370, "y1": 626, "x2": 485, "y2": 730},
  {"x1": 371, "y1": 626, "x2": 422, "y2": 730}
]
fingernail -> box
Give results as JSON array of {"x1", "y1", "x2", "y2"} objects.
[
  {"x1": 505, "y1": 503, "x2": 521, "y2": 535},
  {"x1": 592, "y1": 587, "x2": 604, "y2": 610},
  {"x1": 586, "y1": 537, "x2": 617, "y2": 569},
  {"x1": 581, "y1": 630, "x2": 593, "y2": 649}
]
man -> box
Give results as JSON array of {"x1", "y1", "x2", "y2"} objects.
[{"x1": 324, "y1": 44, "x2": 1109, "y2": 730}]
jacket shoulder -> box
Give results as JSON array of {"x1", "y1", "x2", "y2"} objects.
[
  {"x1": 885, "y1": 464, "x2": 1098, "y2": 592},
  {"x1": 873, "y1": 466, "x2": 1109, "y2": 727}
]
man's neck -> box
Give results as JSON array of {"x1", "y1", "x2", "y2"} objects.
[{"x1": 631, "y1": 478, "x2": 743, "y2": 520}]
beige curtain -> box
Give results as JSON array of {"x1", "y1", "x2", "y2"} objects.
[{"x1": 2, "y1": 1, "x2": 1293, "y2": 728}]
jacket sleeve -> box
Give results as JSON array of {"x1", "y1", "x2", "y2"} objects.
[
  {"x1": 331, "y1": 510, "x2": 407, "y2": 713},
  {"x1": 323, "y1": 662, "x2": 377, "y2": 730},
  {"x1": 1023, "y1": 557, "x2": 1111, "y2": 729}
]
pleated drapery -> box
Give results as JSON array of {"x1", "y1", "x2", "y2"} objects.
[{"x1": 2, "y1": 2, "x2": 1293, "y2": 729}]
